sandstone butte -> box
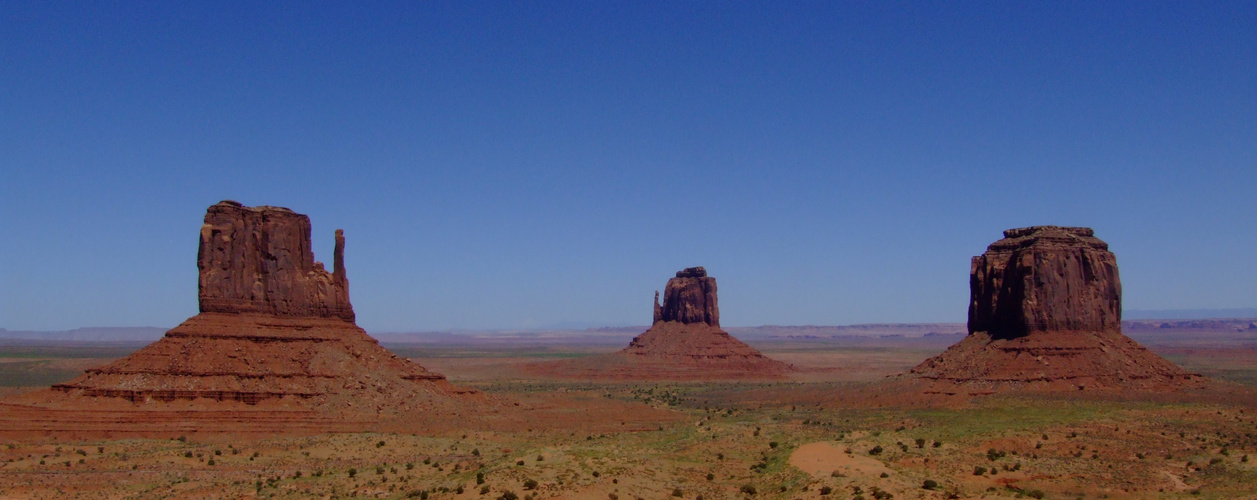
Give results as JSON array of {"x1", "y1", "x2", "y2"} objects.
[
  {"x1": 910, "y1": 226, "x2": 1201, "y2": 394},
  {"x1": 539, "y1": 267, "x2": 791, "y2": 380},
  {"x1": 0, "y1": 201, "x2": 496, "y2": 436}
]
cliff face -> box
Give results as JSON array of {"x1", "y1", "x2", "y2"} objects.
[
  {"x1": 197, "y1": 200, "x2": 355, "y2": 322},
  {"x1": 654, "y1": 267, "x2": 720, "y2": 327},
  {"x1": 968, "y1": 226, "x2": 1120, "y2": 339}
]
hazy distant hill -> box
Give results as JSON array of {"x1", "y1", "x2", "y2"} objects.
[
  {"x1": 0, "y1": 327, "x2": 168, "y2": 342},
  {"x1": 1124, "y1": 308, "x2": 1257, "y2": 320},
  {"x1": 5, "y1": 315, "x2": 1255, "y2": 344}
]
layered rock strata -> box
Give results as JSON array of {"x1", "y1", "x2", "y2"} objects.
[{"x1": 911, "y1": 226, "x2": 1198, "y2": 393}]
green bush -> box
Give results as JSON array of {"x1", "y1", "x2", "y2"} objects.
[
  {"x1": 740, "y1": 484, "x2": 757, "y2": 495},
  {"x1": 973, "y1": 466, "x2": 987, "y2": 475},
  {"x1": 922, "y1": 479, "x2": 938, "y2": 490}
]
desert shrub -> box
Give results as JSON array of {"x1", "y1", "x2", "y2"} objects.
[
  {"x1": 376, "y1": 440, "x2": 385, "y2": 448},
  {"x1": 819, "y1": 485, "x2": 832, "y2": 495},
  {"x1": 497, "y1": 492, "x2": 518, "y2": 500},
  {"x1": 1027, "y1": 490, "x2": 1045, "y2": 499},
  {"x1": 922, "y1": 479, "x2": 938, "y2": 490},
  {"x1": 740, "y1": 484, "x2": 757, "y2": 494},
  {"x1": 607, "y1": 494, "x2": 618, "y2": 500},
  {"x1": 973, "y1": 466, "x2": 987, "y2": 475},
  {"x1": 672, "y1": 487, "x2": 683, "y2": 497},
  {"x1": 183, "y1": 451, "x2": 193, "y2": 458},
  {"x1": 536, "y1": 455, "x2": 544, "y2": 462},
  {"x1": 932, "y1": 441, "x2": 942, "y2": 448},
  {"x1": 480, "y1": 485, "x2": 490, "y2": 494},
  {"x1": 473, "y1": 448, "x2": 481, "y2": 456},
  {"x1": 986, "y1": 448, "x2": 1006, "y2": 461},
  {"x1": 716, "y1": 453, "x2": 724, "y2": 460},
  {"x1": 477, "y1": 472, "x2": 485, "y2": 484},
  {"x1": 516, "y1": 460, "x2": 525, "y2": 466},
  {"x1": 706, "y1": 472, "x2": 714, "y2": 480},
  {"x1": 1242, "y1": 455, "x2": 1250, "y2": 463},
  {"x1": 348, "y1": 468, "x2": 357, "y2": 478},
  {"x1": 207, "y1": 459, "x2": 215, "y2": 466},
  {"x1": 868, "y1": 446, "x2": 883, "y2": 456},
  {"x1": 769, "y1": 441, "x2": 778, "y2": 449},
  {"x1": 880, "y1": 472, "x2": 889, "y2": 478},
  {"x1": 523, "y1": 479, "x2": 538, "y2": 490},
  {"x1": 915, "y1": 438, "x2": 925, "y2": 448}
]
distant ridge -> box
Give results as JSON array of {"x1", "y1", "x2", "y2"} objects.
[
  {"x1": 0, "y1": 327, "x2": 168, "y2": 342},
  {"x1": 1123, "y1": 308, "x2": 1257, "y2": 320},
  {"x1": 10, "y1": 317, "x2": 1256, "y2": 343}
]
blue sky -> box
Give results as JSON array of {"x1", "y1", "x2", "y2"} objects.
[{"x1": 3, "y1": 1, "x2": 1254, "y2": 331}]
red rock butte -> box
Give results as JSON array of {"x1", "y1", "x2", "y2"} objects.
[
  {"x1": 538, "y1": 267, "x2": 791, "y2": 380},
  {"x1": 0, "y1": 201, "x2": 492, "y2": 436},
  {"x1": 911, "y1": 226, "x2": 1200, "y2": 394}
]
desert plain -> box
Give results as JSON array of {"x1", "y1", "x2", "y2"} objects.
[{"x1": 1, "y1": 321, "x2": 1255, "y2": 500}]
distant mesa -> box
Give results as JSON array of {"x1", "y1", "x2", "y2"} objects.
[
  {"x1": 536, "y1": 267, "x2": 790, "y2": 380},
  {"x1": 2, "y1": 201, "x2": 492, "y2": 435},
  {"x1": 910, "y1": 226, "x2": 1201, "y2": 393}
]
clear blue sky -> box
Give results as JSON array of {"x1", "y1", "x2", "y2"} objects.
[{"x1": 3, "y1": 1, "x2": 1254, "y2": 331}]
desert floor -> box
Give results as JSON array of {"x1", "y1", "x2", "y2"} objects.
[{"x1": 0, "y1": 329, "x2": 1255, "y2": 499}]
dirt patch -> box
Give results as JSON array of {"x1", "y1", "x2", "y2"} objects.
[{"x1": 789, "y1": 441, "x2": 893, "y2": 478}]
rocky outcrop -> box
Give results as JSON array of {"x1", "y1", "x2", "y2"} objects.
[
  {"x1": 21, "y1": 201, "x2": 494, "y2": 431},
  {"x1": 198, "y1": 200, "x2": 354, "y2": 322},
  {"x1": 538, "y1": 267, "x2": 788, "y2": 380},
  {"x1": 968, "y1": 226, "x2": 1120, "y2": 339},
  {"x1": 912, "y1": 226, "x2": 1199, "y2": 393},
  {"x1": 655, "y1": 266, "x2": 719, "y2": 327}
]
